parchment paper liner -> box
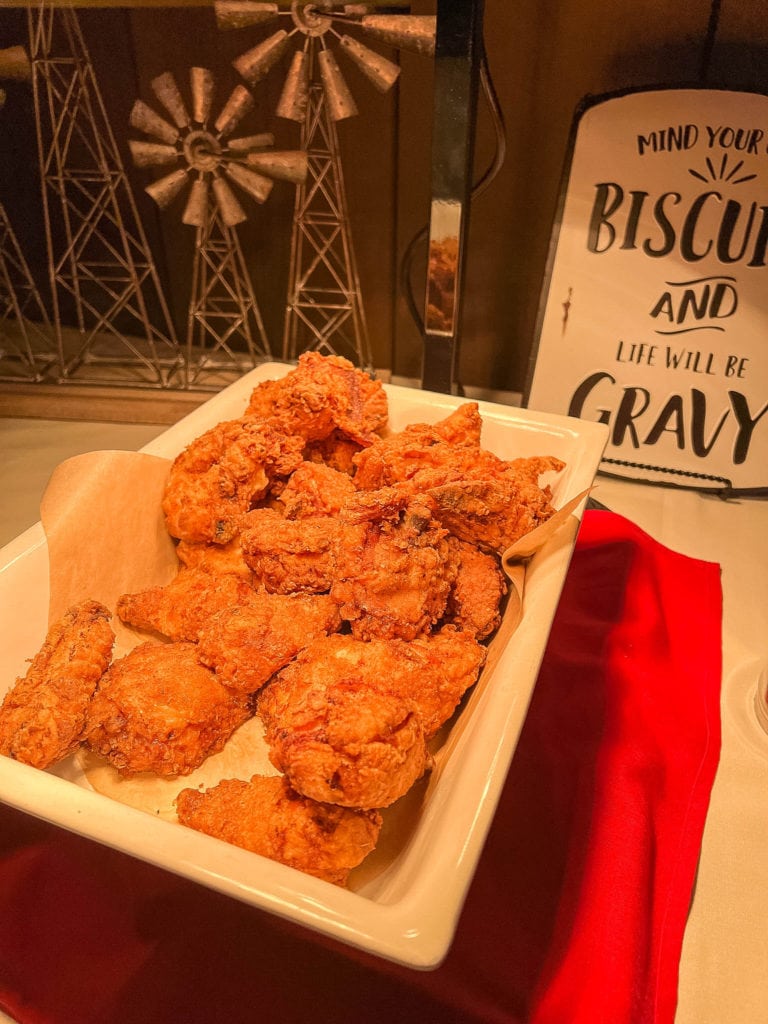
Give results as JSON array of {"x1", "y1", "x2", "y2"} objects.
[{"x1": 39, "y1": 451, "x2": 588, "y2": 846}]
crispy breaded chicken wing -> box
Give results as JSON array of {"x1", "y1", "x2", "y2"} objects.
[
  {"x1": 197, "y1": 592, "x2": 341, "y2": 693},
  {"x1": 427, "y1": 476, "x2": 557, "y2": 554},
  {"x1": 116, "y1": 568, "x2": 257, "y2": 642},
  {"x1": 331, "y1": 488, "x2": 457, "y2": 641},
  {"x1": 351, "y1": 403, "x2": 482, "y2": 490},
  {"x1": 245, "y1": 352, "x2": 388, "y2": 444},
  {"x1": 175, "y1": 774, "x2": 382, "y2": 886},
  {"x1": 351, "y1": 402, "x2": 563, "y2": 553},
  {"x1": 353, "y1": 401, "x2": 563, "y2": 495},
  {"x1": 0, "y1": 600, "x2": 114, "y2": 769},
  {"x1": 85, "y1": 641, "x2": 251, "y2": 777},
  {"x1": 445, "y1": 539, "x2": 507, "y2": 639},
  {"x1": 162, "y1": 417, "x2": 304, "y2": 545}
]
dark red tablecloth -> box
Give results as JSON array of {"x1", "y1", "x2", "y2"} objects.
[{"x1": 0, "y1": 510, "x2": 722, "y2": 1024}]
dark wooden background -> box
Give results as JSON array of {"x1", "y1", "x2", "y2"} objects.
[{"x1": 1, "y1": 0, "x2": 766, "y2": 394}]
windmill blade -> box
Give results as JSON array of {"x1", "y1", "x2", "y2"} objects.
[
  {"x1": 338, "y1": 35, "x2": 400, "y2": 93},
  {"x1": 228, "y1": 132, "x2": 275, "y2": 152},
  {"x1": 145, "y1": 167, "x2": 189, "y2": 208},
  {"x1": 233, "y1": 29, "x2": 289, "y2": 86},
  {"x1": 129, "y1": 139, "x2": 180, "y2": 168},
  {"x1": 212, "y1": 175, "x2": 247, "y2": 226},
  {"x1": 246, "y1": 150, "x2": 308, "y2": 184},
  {"x1": 129, "y1": 99, "x2": 179, "y2": 146},
  {"x1": 214, "y1": 85, "x2": 254, "y2": 138},
  {"x1": 0, "y1": 45, "x2": 31, "y2": 81},
  {"x1": 183, "y1": 178, "x2": 209, "y2": 227},
  {"x1": 214, "y1": 0, "x2": 279, "y2": 31},
  {"x1": 224, "y1": 162, "x2": 274, "y2": 204},
  {"x1": 190, "y1": 67, "x2": 215, "y2": 125},
  {"x1": 318, "y1": 49, "x2": 357, "y2": 122},
  {"x1": 151, "y1": 71, "x2": 190, "y2": 129},
  {"x1": 276, "y1": 50, "x2": 309, "y2": 123},
  {"x1": 359, "y1": 15, "x2": 436, "y2": 57}
]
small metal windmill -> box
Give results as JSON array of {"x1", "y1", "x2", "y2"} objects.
[
  {"x1": 0, "y1": 46, "x2": 55, "y2": 383},
  {"x1": 129, "y1": 68, "x2": 307, "y2": 389},
  {"x1": 215, "y1": 1, "x2": 435, "y2": 369}
]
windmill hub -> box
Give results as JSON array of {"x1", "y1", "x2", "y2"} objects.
[
  {"x1": 291, "y1": 1, "x2": 332, "y2": 37},
  {"x1": 184, "y1": 129, "x2": 222, "y2": 171}
]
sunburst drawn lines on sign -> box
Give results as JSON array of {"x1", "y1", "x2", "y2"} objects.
[
  {"x1": 129, "y1": 67, "x2": 307, "y2": 388},
  {"x1": 214, "y1": 1, "x2": 435, "y2": 367},
  {"x1": 688, "y1": 153, "x2": 757, "y2": 185}
]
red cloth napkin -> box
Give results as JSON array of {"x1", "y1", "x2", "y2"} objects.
[{"x1": 0, "y1": 510, "x2": 722, "y2": 1024}]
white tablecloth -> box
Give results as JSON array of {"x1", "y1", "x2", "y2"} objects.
[{"x1": 595, "y1": 477, "x2": 768, "y2": 1024}]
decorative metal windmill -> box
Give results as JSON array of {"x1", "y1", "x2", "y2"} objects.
[
  {"x1": 26, "y1": 1, "x2": 182, "y2": 387},
  {"x1": 0, "y1": 46, "x2": 55, "y2": 383},
  {"x1": 129, "y1": 68, "x2": 308, "y2": 389},
  {"x1": 215, "y1": 1, "x2": 435, "y2": 369}
]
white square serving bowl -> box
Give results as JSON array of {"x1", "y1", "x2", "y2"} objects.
[{"x1": 0, "y1": 363, "x2": 608, "y2": 969}]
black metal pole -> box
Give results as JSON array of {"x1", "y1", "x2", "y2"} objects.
[{"x1": 421, "y1": 0, "x2": 484, "y2": 394}]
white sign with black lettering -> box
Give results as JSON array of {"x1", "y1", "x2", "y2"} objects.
[{"x1": 525, "y1": 87, "x2": 768, "y2": 492}]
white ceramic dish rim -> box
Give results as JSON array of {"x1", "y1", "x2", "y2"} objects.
[{"x1": 0, "y1": 363, "x2": 608, "y2": 969}]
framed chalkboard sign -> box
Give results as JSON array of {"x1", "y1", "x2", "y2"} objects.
[{"x1": 525, "y1": 87, "x2": 768, "y2": 495}]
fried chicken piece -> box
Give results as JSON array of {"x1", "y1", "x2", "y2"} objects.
[
  {"x1": 351, "y1": 402, "x2": 564, "y2": 552},
  {"x1": 304, "y1": 429, "x2": 363, "y2": 474},
  {"x1": 85, "y1": 641, "x2": 251, "y2": 777},
  {"x1": 162, "y1": 417, "x2": 305, "y2": 545},
  {"x1": 352, "y1": 402, "x2": 483, "y2": 490},
  {"x1": 353, "y1": 401, "x2": 564, "y2": 497},
  {"x1": 240, "y1": 508, "x2": 342, "y2": 593},
  {"x1": 245, "y1": 352, "x2": 388, "y2": 445},
  {"x1": 331, "y1": 488, "x2": 457, "y2": 641},
  {"x1": 0, "y1": 600, "x2": 114, "y2": 770},
  {"x1": 259, "y1": 672, "x2": 428, "y2": 809},
  {"x1": 259, "y1": 630, "x2": 485, "y2": 807},
  {"x1": 175, "y1": 537, "x2": 254, "y2": 581},
  {"x1": 116, "y1": 568, "x2": 257, "y2": 642},
  {"x1": 432, "y1": 401, "x2": 483, "y2": 446},
  {"x1": 276, "y1": 461, "x2": 356, "y2": 519},
  {"x1": 445, "y1": 539, "x2": 507, "y2": 639},
  {"x1": 427, "y1": 476, "x2": 558, "y2": 554},
  {"x1": 176, "y1": 774, "x2": 382, "y2": 886},
  {"x1": 197, "y1": 593, "x2": 342, "y2": 693}
]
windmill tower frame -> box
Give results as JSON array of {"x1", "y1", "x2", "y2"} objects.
[
  {"x1": 0, "y1": 192, "x2": 55, "y2": 383},
  {"x1": 27, "y1": 1, "x2": 183, "y2": 387},
  {"x1": 216, "y1": 1, "x2": 435, "y2": 370},
  {"x1": 0, "y1": 54, "x2": 56, "y2": 383},
  {"x1": 185, "y1": 198, "x2": 271, "y2": 389},
  {"x1": 282, "y1": 71, "x2": 371, "y2": 367}
]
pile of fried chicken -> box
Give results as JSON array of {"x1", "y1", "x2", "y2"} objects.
[{"x1": 0, "y1": 353, "x2": 564, "y2": 887}]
